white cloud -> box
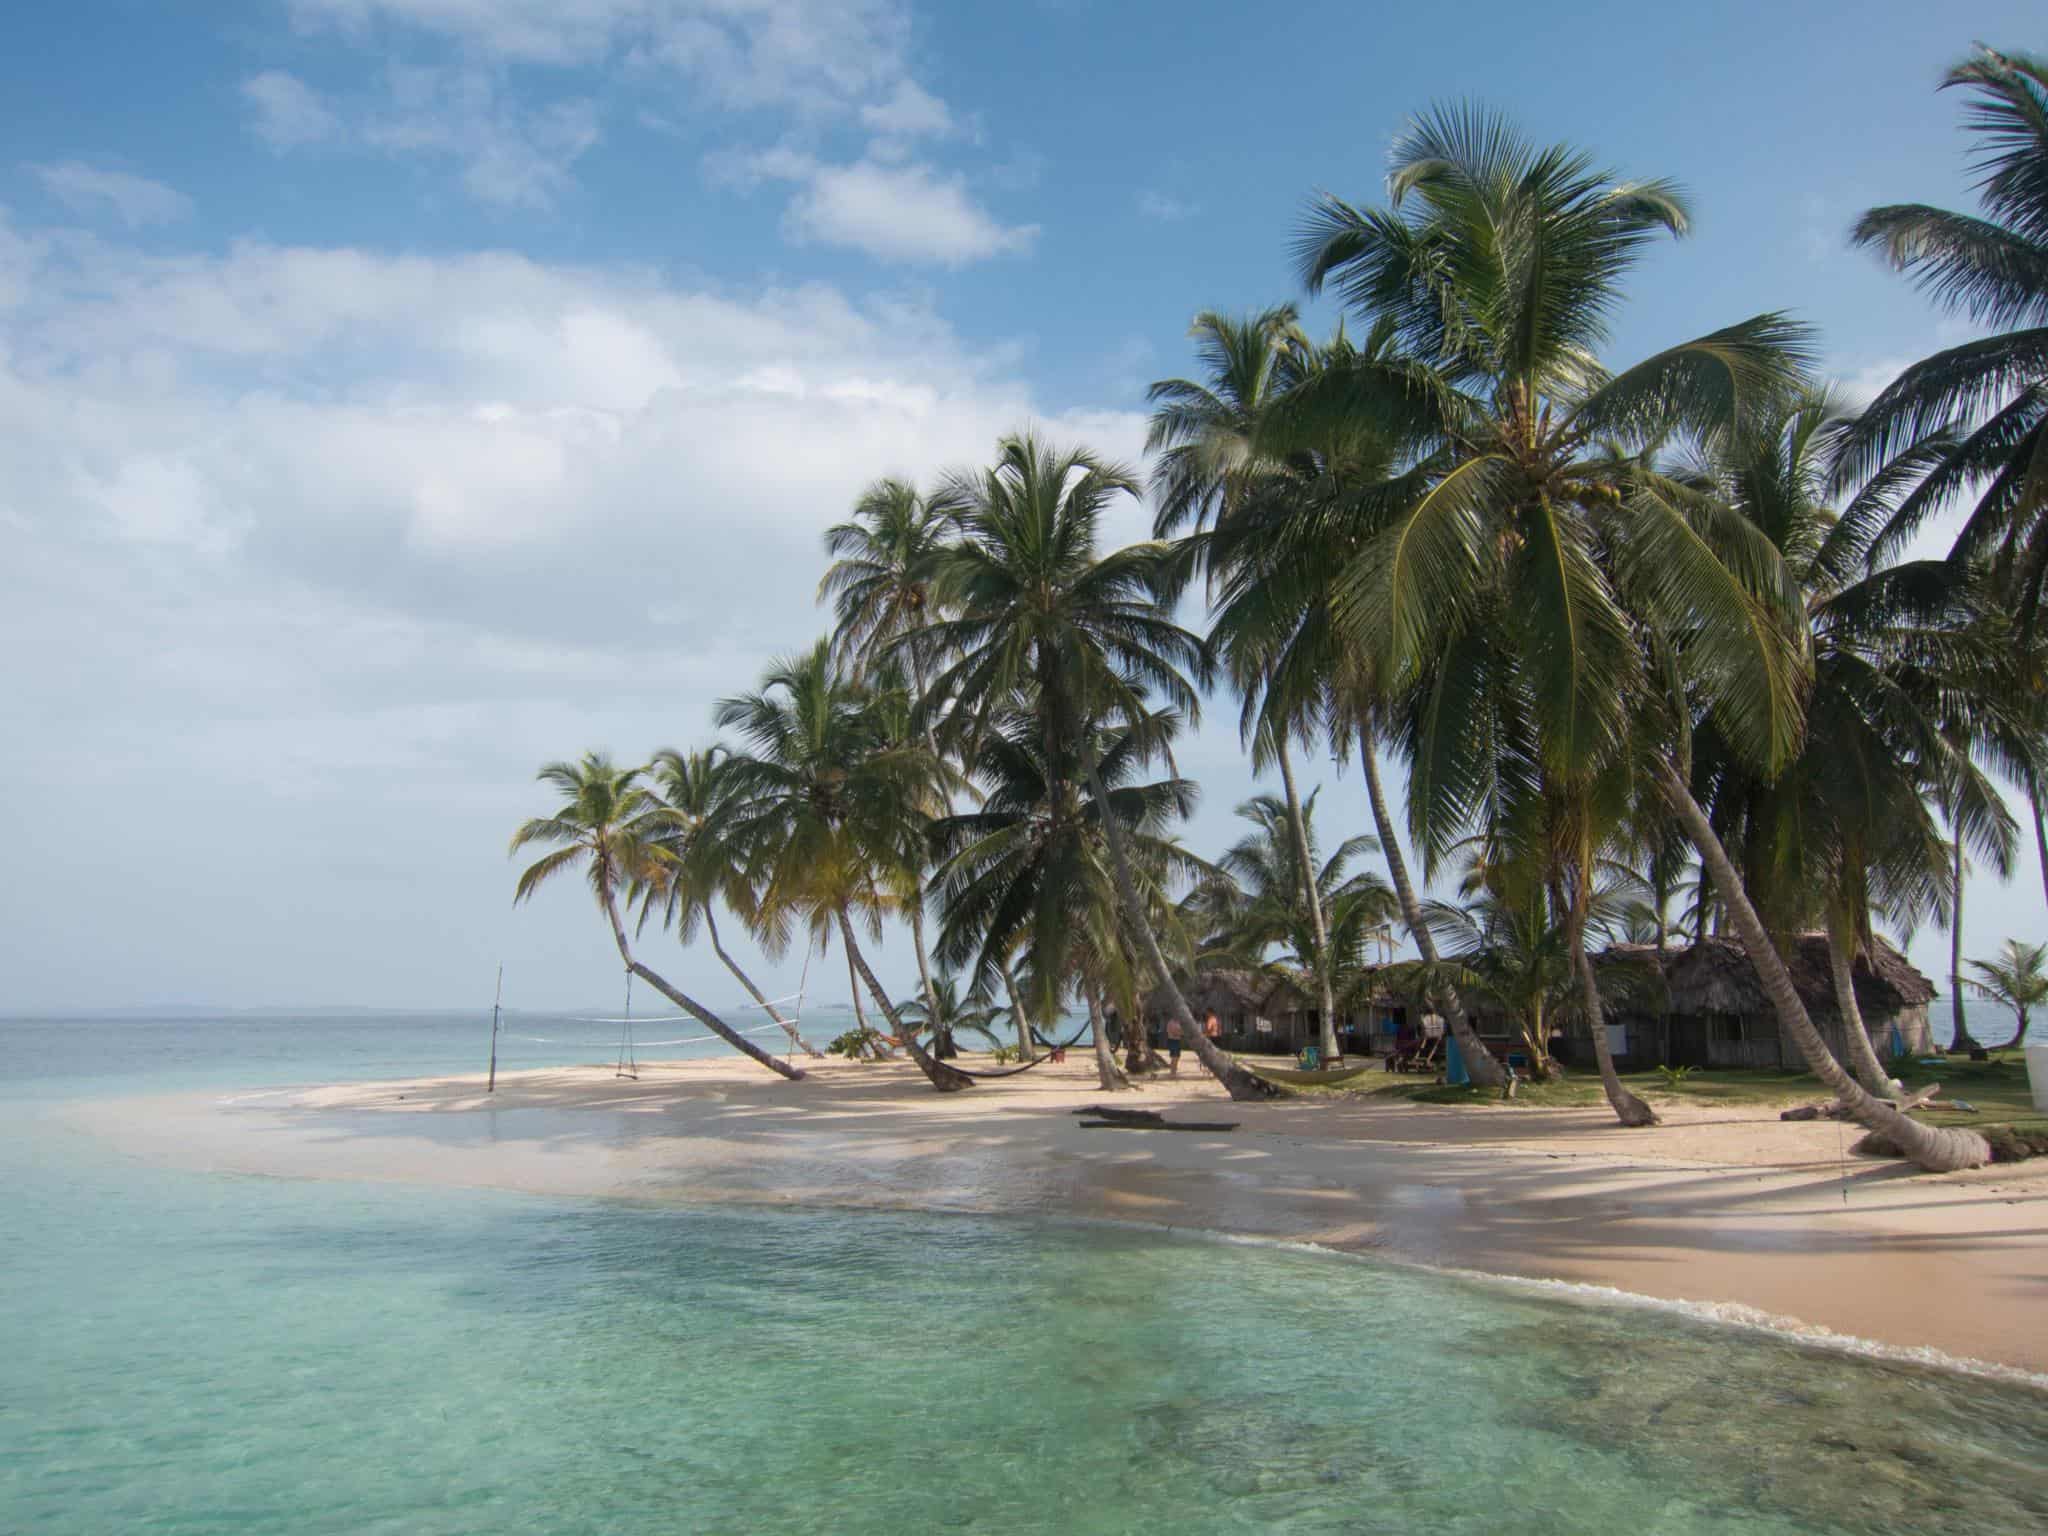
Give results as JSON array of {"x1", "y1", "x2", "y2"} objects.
[
  {"x1": 732, "y1": 150, "x2": 1037, "y2": 265},
  {"x1": 242, "y1": 70, "x2": 343, "y2": 148},
  {"x1": 859, "y1": 79, "x2": 952, "y2": 139},
  {"x1": 0, "y1": 217, "x2": 1141, "y2": 1006},
  {"x1": 1137, "y1": 190, "x2": 1198, "y2": 222},
  {"x1": 364, "y1": 67, "x2": 602, "y2": 209},
  {"x1": 31, "y1": 163, "x2": 193, "y2": 227},
  {"x1": 289, "y1": 0, "x2": 915, "y2": 113}
]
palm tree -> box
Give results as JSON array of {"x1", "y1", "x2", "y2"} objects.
[
  {"x1": 714, "y1": 643, "x2": 972, "y2": 1092},
  {"x1": 1293, "y1": 106, "x2": 1815, "y2": 1126},
  {"x1": 1837, "y1": 47, "x2": 2048, "y2": 627},
  {"x1": 820, "y1": 477, "x2": 957, "y2": 701},
  {"x1": 1149, "y1": 308, "x2": 1363, "y2": 1068},
  {"x1": 1686, "y1": 391, "x2": 2018, "y2": 1089},
  {"x1": 508, "y1": 753, "x2": 805, "y2": 1081},
  {"x1": 1409, "y1": 867, "x2": 1655, "y2": 1081},
  {"x1": 895, "y1": 971, "x2": 1005, "y2": 1058},
  {"x1": 642, "y1": 745, "x2": 822, "y2": 1059},
  {"x1": 1967, "y1": 938, "x2": 2048, "y2": 1050},
  {"x1": 918, "y1": 432, "x2": 1280, "y2": 1100},
  {"x1": 934, "y1": 705, "x2": 1203, "y2": 1007}
]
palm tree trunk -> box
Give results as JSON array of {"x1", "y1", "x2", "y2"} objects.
[
  {"x1": 1653, "y1": 760, "x2": 1988, "y2": 1171},
  {"x1": 1085, "y1": 755, "x2": 1281, "y2": 1102},
  {"x1": 1826, "y1": 927, "x2": 1893, "y2": 1097},
  {"x1": 2033, "y1": 774, "x2": 2048, "y2": 918},
  {"x1": 1275, "y1": 735, "x2": 1340, "y2": 1065},
  {"x1": 704, "y1": 908, "x2": 821, "y2": 1058},
  {"x1": 1569, "y1": 878, "x2": 1657, "y2": 1126},
  {"x1": 845, "y1": 945, "x2": 875, "y2": 1051},
  {"x1": 999, "y1": 959, "x2": 1037, "y2": 1062},
  {"x1": 836, "y1": 907, "x2": 974, "y2": 1092},
  {"x1": 1086, "y1": 986, "x2": 1131, "y2": 1091},
  {"x1": 1358, "y1": 739, "x2": 1504, "y2": 1088},
  {"x1": 596, "y1": 875, "x2": 805, "y2": 1081},
  {"x1": 906, "y1": 884, "x2": 944, "y2": 1026},
  {"x1": 1949, "y1": 832, "x2": 1979, "y2": 1052},
  {"x1": 1999, "y1": 1008, "x2": 2032, "y2": 1052}
]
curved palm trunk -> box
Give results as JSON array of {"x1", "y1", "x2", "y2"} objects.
[
  {"x1": 1086, "y1": 986, "x2": 1131, "y2": 1091},
  {"x1": 1276, "y1": 736, "x2": 1341, "y2": 1064},
  {"x1": 1655, "y1": 761, "x2": 1988, "y2": 1171},
  {"x1": 836, "y1": 907, "x2": 973, "y2": 1092},
  {"x1": 704, "y1": 908, "x2": 821, "y2": 1058},
  {"x1": 1359, "y1": 739, "x2": 1505, "y2": 1088},
  {"x1": 999, "y1": 959, "x2": 1037, "y2": 1062},
  {"x1": 1086, "y1": 756, "x2": 1281, "y2": 1102},
  {"x1": 597, "y1": 876, "x2": 805, "y2": 1081},
  {"x1": 1949, "y1": 832, "x2": 1979, "y2": 1052},
  {"x1": 1826, "y1": 928, "x2": 1893, "y2": 1096},
  {"x1": 1570, "y1": 886, "x2": 1657, "y2": 1126},
  {"x1": 1999, "y1": 1008, "x2": 2033, "y2": 1052}
]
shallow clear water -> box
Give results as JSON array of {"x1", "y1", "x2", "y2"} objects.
[{"x1": 4, "y1": 1013, "x2": 2046, "y2": 1534}]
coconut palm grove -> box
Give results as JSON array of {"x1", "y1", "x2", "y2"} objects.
[{"x1": 512, "y1": 48, "x2": 2048, "y2": 1175}]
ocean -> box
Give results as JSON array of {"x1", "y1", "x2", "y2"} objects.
[{"x1": 3, "y1": 1010, "x2": 2045, "y2": 1534}]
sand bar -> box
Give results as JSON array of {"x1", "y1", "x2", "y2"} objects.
[{"x1": 67, "y1": 1055, "x2": 2048, "y2": 1376}]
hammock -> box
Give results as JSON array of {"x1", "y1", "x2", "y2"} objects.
[{"x1": 946, "y1": 1019, "x2": 1095, "y2": 1080}]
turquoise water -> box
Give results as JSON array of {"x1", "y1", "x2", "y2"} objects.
[{"x1": 4, "y1": 1014, "x2": 2047, "y2": 1533}]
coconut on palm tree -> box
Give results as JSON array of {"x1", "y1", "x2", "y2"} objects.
[
  {"x1": 1968, "y1": 938, "x2": 2048, "y2": 1051},
  {"x1": 508, "y1": 752, "x2": 805, "y2": 1081},
  {"x1": 714, "y1": 642, "x2": 972, "y2": 1092}
]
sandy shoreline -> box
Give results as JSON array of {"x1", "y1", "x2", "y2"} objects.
[{"x1": 66, "y1": 1054, "x2": 2048, "y2": 1376}]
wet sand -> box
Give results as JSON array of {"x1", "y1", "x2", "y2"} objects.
[{"x1": 67, "y1": 1055, "x2": 2048, "y2": 1376}]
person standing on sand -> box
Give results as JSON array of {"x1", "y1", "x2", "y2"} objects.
[{"x1": 1165, "y1": 1015, "x2": 1184, "y2": 1076}]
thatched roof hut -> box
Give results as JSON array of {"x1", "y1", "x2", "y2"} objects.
[
  {"x1": 1142, "y1": 968, "x2": 1308, "y2": 1022},
  {"x1": 1657, "y1": 933, "x2": 1934, "y2": 1019}
]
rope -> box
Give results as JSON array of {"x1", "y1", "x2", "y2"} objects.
[{"x1": 615, "y1": 970, "x2": 638, "y2": 1080}]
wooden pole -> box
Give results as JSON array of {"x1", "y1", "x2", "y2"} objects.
[{"x1": 487, "y1": 964, "x2": 503, "y2": 1093}]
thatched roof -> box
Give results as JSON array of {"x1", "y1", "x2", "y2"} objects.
[
  {"x1": 1616, "y1": 933, "x2": 1934, "y2": 1018},
  {"x1": 1142, "y1": 968, "x2": 1308, "y2": 1020}
]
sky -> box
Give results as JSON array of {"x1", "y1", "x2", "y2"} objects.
[{"x1": 3, "y1": 0, "x2": 2044, "y2": 1017}]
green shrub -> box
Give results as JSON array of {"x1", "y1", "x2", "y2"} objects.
[
  {"x1": 828, "y1": 1027, "x2": 882, "y2": 1060},
  {"x1": 1655, "y1": 1064, "x2": 1695, "y2": 1091}
]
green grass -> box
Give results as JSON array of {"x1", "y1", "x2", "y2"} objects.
[{"x1": 1300, "y1": 1051, "x2": 2047, "y2": 1139}]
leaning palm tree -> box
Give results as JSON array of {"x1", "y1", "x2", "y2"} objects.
[
  {"x1": 642, "y1": 745, "x2": 821, "y2": 1058},
  {"x1": 1968, "y1": 939, "x2": 2048, "y2": 1051},
  {"x1": 508, "y1": 752, "x2": 805, "y2": 1081},
  {"x1": 1292, "y1": 106, "x2": 1814, "y2": 1125},
  {"x1": 1836, "y1": 46, "x2": 2048, "y2": 627},
  {"x1": 715, "y1": 642, "x2": 972, "y2": 1092},
  {"x1": 1687, "y1": 390, "x2": 2017, "y2": 1090},
  {"x1": 918, "y1": 432, "x2": 1280, "y2": 1100}
]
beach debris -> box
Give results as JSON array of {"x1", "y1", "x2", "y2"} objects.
[{"x1": 1073, "y1": 1105, "x2": 1239, "y2": 1132}]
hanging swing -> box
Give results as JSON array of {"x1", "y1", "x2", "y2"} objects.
[{"x1": 614, "y1": 969, "x2": 638, "y2": 1080}]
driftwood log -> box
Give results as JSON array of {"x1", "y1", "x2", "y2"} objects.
[
  {"x1": 1072, "y1": 1105, "x2": 1240, "y2": 1132},
  {"x1": 1781, "y1": 1084, "x2": 1942, "y2": 1122}
]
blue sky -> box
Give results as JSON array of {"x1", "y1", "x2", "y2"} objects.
[{"x1": 3, "y1": 0, "x2": 2042, "y2": 1013}]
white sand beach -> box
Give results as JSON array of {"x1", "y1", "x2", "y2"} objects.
[{"x1": 70, "y1": 1055, "x2": 2048, "y2": 1377}]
